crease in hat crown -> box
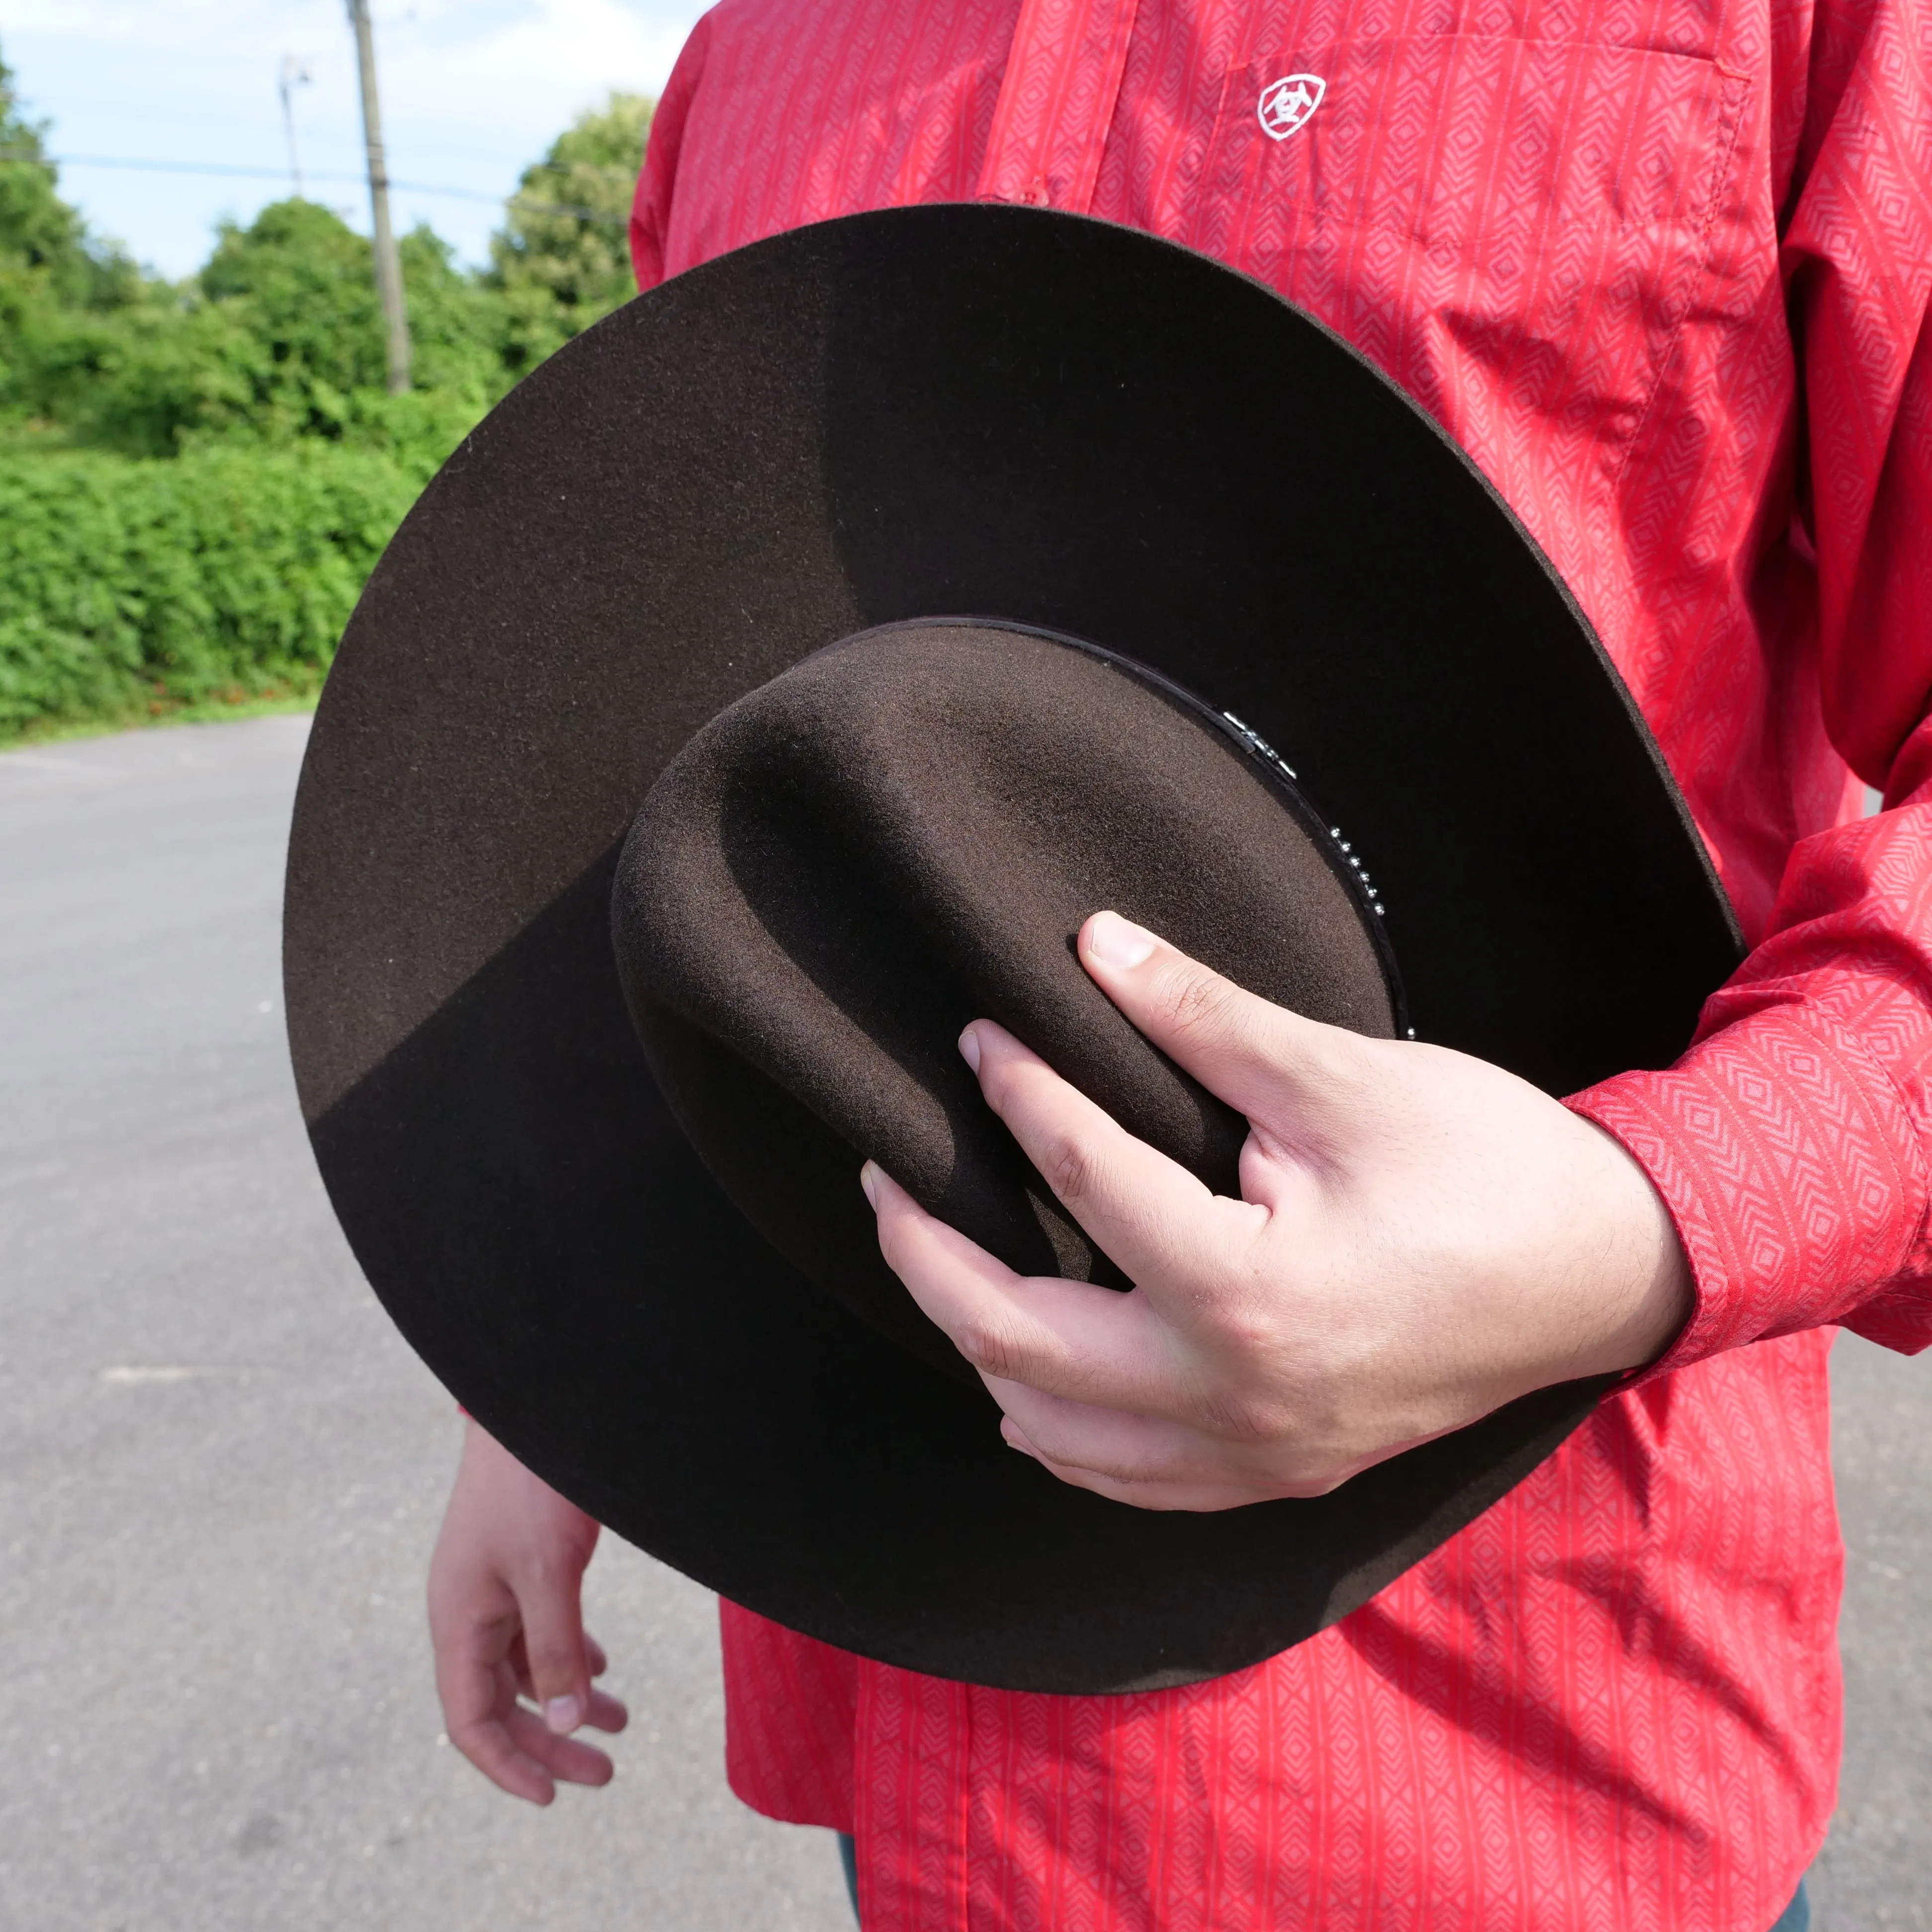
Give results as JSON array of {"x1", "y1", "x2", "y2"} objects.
[{"x1": 610, "y1": 619, "x2": 1400, "y2": 1374}]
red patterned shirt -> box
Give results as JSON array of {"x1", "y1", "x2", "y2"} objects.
[{"x1": 629, "y1": 0, "x2": 1932, "y2": 1925}]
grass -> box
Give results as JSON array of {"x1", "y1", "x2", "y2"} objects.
[{"x1": 0, "y1": 677, "x2": 322, "y2": 751}]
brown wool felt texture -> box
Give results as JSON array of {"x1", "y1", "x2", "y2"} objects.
[
  {"x1": 613, "y1": 622, "x2": 1395, "y2": 1379},
  {"x1": 285, "y1": 204, "x2": 1746, "y2": 1694}
]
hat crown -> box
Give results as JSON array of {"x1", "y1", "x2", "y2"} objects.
[{"x1": 612, "y1": 621, "x2": 1397, "y2": 1376}]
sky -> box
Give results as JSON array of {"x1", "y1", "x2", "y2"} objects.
[{"x1": 0, "y1": 0, "x2": 708, "y2": 278}]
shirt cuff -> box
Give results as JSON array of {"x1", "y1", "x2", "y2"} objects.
[{"x1": 1565, "y1": 999, "x2": 1932, "y2": 1376}]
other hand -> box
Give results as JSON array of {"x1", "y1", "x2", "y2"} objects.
[
  {"x1": 863, "y1": 911, "x2": 1691, "y2": 1511},
  {"x1": 427, "y1": 1418, "x2": 628, "y2": 1802}
]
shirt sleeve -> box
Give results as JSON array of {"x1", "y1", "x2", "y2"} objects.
[
  {"x1": 1567, "y1": 0, "x2": 1932, "y2": 1368},
  {"x1": 629, "y1": 9, "x2": 714, "y2": 294}
]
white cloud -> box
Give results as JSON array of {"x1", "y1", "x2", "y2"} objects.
[{"x1": 3, "y1": 0, "x2": 705, "y2": 274}]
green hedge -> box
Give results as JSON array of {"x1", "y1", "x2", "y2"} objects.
[{"x1": 0, "y1": 445, "x2": 422, "y2": 739}]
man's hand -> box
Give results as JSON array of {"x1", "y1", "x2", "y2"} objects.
[
  {"x1": 863, "y1": 910, "x2": 1692, "y2": 1511},
  {"x1": 427, "y1": 1419, "x2": 628, "y2": 1802}
]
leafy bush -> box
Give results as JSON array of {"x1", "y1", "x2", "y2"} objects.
[{"x1": 0, "y1": 444, "x2": 419, "y2": 738}]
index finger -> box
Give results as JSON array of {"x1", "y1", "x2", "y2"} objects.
[
  {"x1": 961, "y1": 1018, "x2": 1266, "y2": 1296},
  {"x1": 1077, "y1": 910, "x2": 1373, "y2": 1126}
]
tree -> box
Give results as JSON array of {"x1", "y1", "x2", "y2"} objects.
[
  {"x1": 198, "y1": 197, "x2": 390, "y2": 430},
  {"x1": 1, "y1": 46, "x2": 142, "y2": 433},
  {"x1": 0, "y1": 49, "x2": 138, "y2": 312},
  {"x1": 488, "y1": 92, "x2": 651, "y2": 379},
  {"x1": 0, "y1": 39, "x2": 652, "y2": 469}
]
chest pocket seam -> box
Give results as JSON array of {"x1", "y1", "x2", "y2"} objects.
[{"x1": 1610, "y1": 59, "x2": 1751, "y2": 493}]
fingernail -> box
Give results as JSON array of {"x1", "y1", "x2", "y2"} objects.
[
  {"x1": 1087, "y1": 911, "x2": 1157, "y2": 969},
  {"x1": 958, "y1": 1025, "x2": 981, "y2": 1074},
  {"x1": 859, "y1": 1161, "x2": 880, "y2": 1208},
  {"x1": 544, "y1": 1694, "x2": 582, "y2": 1735}
]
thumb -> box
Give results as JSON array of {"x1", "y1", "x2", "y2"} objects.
[
  {"x1": 516, "y1": 1559, "x2": 595, "y2": 1736},
  {"x1": 1077, "y1": 910, "x2": 1370, "y2": 1124}
]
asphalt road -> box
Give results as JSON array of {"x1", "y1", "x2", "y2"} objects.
[{"x1": 0, "y1": 714, "x2": 1927, "y2": 1930}]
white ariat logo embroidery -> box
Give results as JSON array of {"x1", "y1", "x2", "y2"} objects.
[{"x1": 1257, "y1": 73, "x2": 1326, "y2": 141}]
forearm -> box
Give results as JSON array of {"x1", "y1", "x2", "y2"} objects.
[{"x1": 1568, "y1": 794, "x2": 1932, "y2": 1372}]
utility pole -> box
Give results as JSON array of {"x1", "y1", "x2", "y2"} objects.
[
  {"x1": 345, "y1": 0, "x2": 411, "y2": 394},
  {"x1": 278, "y1": 56, "x2": 312, "y2": 198}
]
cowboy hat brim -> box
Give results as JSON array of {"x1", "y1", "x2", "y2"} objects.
[{"x1": 283, "y1": 205, "x2": 1740, "y2": 1693}]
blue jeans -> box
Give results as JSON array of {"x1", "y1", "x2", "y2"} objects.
[
  {"x1": 834, "y1": 1837, "x2": 1807, "y2": 1929},
  {"x1": 839, "y1": 1831, "x2": 859, "y2": 1920}
]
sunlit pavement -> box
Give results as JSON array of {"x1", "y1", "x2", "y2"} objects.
[{"x1": 0, "y1": 714, "x2": 1926, "y2": 1930}]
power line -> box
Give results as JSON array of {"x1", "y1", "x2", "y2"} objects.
[
  {"x1": 15, "y1": 101, "x2": 643, "y2": 177},
  {"x1": 0, "y1": 148, "x2": 631, "y2": 225},
  {"x1": 9, "y1": 105, "x2": 642, "y2": 177}
]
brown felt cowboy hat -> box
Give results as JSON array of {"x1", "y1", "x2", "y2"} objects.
[{"x1": 283, "y1": 204, "x2": 1740, "y2": 1695}]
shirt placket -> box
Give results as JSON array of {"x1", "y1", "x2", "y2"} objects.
[{"x1": 977, "y1": 0, "x2": 1142, "y2": 212}]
